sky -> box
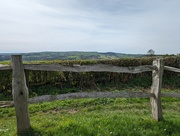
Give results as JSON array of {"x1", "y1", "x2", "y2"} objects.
[{"x1": 0, "y1": 0, "x2": 180, "y2": 54}]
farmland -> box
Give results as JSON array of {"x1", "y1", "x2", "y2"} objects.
[{"x1": 0, "y1": 51, "x2": 145, "y2": 61}]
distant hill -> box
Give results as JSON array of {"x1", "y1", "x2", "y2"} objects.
[{"x1": 0, "y1": 51, "x2": 145, "y2": 61}]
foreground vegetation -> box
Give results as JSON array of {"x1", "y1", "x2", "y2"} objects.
[
  {"x1": 0, "y1": 56, "x2": 180, "y2": 135},
  {"x1": 0, "y1": 96, "x2": 180, "y2": 136}
]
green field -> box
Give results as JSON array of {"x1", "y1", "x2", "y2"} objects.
[
  {"x1": 0, "y1": 95, "x2": 180, "y2": 136},
  {"x1": 0, "y1": 51, "x2": 146, "y2": 61}
]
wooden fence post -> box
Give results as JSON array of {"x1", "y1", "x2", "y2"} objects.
[
  {"x1": 151, "y1": 59, "x2": 164, "y2": 121},
  {"x1": 11, "y1": 55, "x2": 31, "y2": 133}
]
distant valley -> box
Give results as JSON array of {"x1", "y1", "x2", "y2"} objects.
[{"x1": 0, "y1": 51, "x2": 146, "y2": 61}]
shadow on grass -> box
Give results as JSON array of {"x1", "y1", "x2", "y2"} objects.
[
  {"x1": 138, "y1": 119, "x2": 180, "y2": 136},
  {"x1": 161, "y1": 120, "x2": 180, "y2": 135},
  {"x1": 17, "y1": 127, "x2": 42, "y2": 136}
]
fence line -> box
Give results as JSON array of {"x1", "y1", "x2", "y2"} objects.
[
  {"x1": 0, "y1": 55, "x2": 180, "y2": 133},
  {"x1": 1, "y1": 63, "x2": 154, "y2": 73},
  {"x1": 24, "y1": 64, "x2": 154, "y2": 73},
  {"x1": 1, "y1": 64, "x2": 180, "y2": 73},
  {"x1": 0, "y1": 92, "x2": 152, "y2": 108},
  {"x1": 161, "y1": 92, "x2": 180, "y2": 98},
  {"x1": 164, "y1": 66, "x2": 180, "y2": 73},
  {"x1": 0, "y1": 64, "x2": 11, "y2": 70},
  {"x1": 1, "y1": 92, "x2": 179, "y2": 108}
]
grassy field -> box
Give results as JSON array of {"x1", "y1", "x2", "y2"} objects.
[
  {"x1": 0, "y1": 96, "x2": 180, "y2": 136},
  {"x1": 1, "y1": 55, "x2": 180, "y2": 135}
]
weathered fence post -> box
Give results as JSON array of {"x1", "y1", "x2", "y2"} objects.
[
  {"x1": 151, "y1": 59, "x2": 164, "y2": 121},
  {"x1": 11, "y1": 55, "x2": 31, "y2": 133}
]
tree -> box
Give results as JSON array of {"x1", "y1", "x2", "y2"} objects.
[{"x1": 147, "y1": 49, "x2": 155, "y2": 57}]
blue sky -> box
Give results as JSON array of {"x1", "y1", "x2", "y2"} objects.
[{"x1": 0, "y1": 0, "x2": 180, "y2": 54}]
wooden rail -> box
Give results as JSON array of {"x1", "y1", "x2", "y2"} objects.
[
  {"x1": 162, "y1": 92, "x2": 180, "y2": 98},
  {"x1": 0, "y1": 92, "x2": 152, "y2": 108},
  {"x1": 23, "y1": 64, "x2": 153, "y2": 73},
  {"x1": 164, "y1": 66, "x2": 180, "y2": 73},
  {"x1": 1, "y1": 92, "x2": 179, "y2": 108},
  {"x1": 0, "y1": 63, "x2": 154, "y2": 73},
  {"x1": 1, "y1": 64, "x2": 180, "y2": 73},
  {"x1": 0, "y1": 64, "x2": 11, "y2": 70},
  {"x1": 0, "y1": 55, "x2": 180, "y2": 133}
]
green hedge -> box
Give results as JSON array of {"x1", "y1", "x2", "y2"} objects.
[{"x1": 0, "y1": 56, "x2": 180, "y2": 94}]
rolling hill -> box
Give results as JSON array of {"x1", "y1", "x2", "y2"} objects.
[{"x1": 0, "y1": 51, "x2": 145, "y2": 61}]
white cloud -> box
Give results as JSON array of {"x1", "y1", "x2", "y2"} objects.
[{"x1": 0, "y1": 0, "x2": 180, "y2": 54}]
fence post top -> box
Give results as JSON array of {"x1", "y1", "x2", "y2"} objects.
[
  {"x1": 11, "y1": 55, "x2": 23, "y2": 60},
  {"x1": 11, "y1": 55, "x2": 22, "y2": 57}
]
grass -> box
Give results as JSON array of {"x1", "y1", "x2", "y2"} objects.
[
  {"x1": 0, "y1": 97, "x2": 180, "y2": 136},
  {"x1": 0, "y1": 84, "x2": 143, "y2": 101}
]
